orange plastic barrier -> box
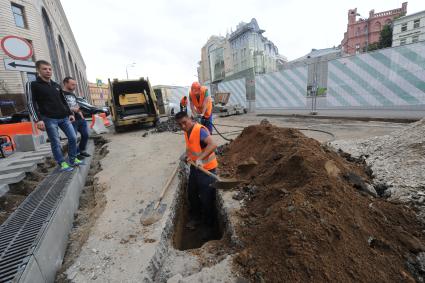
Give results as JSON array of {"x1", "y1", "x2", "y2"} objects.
[
  {"x1": 0, "y1": 122, "x2": 40, "y2": 153},
  {"x1": 0, "y1": 122, "x2": 39, "y2": 136},
  {"x1": 99, "y1": 113, "x2": 111, "y2": 127},
  {"x1": 90, "y1": 113, "x2": 111, "y2": 128},
  {"x1": 90, "y1": 114, "x2": 96, "y2": 129}
]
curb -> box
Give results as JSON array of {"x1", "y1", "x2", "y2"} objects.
[
  {"x1": 256, "y1": 113, "x2": 420, "y2": 123},
  {"x1": 17, "y1": 140, "x2": 95, "y2": 283}
]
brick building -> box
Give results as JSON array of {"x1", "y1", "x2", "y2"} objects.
[
  {"x1": 0, "y1": 0, "x2": 88, "y2": 113},
  {"x1": 341, "y1": 3, "x2": 407, "y2": 55},
  {"x1": 88, "y1": 82, "x2": 110, "y2": 107}
]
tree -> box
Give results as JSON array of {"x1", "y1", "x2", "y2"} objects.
[
  {"x1": 367, "y1": 43, "x2": 379, "y2": 52},
  {"x1": 378, "y1": 24, "x2": 393, "y2": 49}
]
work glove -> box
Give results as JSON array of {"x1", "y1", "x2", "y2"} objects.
[
  {"x1": 195, "y1": 159, "x2": 203, "y2": 167},
  {"x1": 194, "y1": 114, "x2": 202, "y2": 123}
]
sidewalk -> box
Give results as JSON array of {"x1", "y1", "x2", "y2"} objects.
[{"x1": 256, "y1": 109, "x2": 424, "y2": 122}]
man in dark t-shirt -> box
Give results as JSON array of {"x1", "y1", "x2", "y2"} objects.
[
  {"x1": 26, "y1": 60, "x2": 85, "y2": 171},
  {"x1": 63, "y1": 77, "x2": 90, "y2": 159}
]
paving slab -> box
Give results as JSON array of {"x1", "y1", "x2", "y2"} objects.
[
  {"x1": 0, "y1": 184, "x2": 9, "y2": 198},
  {"x1": 0, "y1": 163, "x2": 37, "y2": 174},
  {"x1": 9, "y1": 156, "x2": 45, "y2": 166},
  {"x1": 31, "y1": 149, "x2": 52, "y2": 153},
  {"x1": 0, "y1": 171, "x2": 25, "y2": 185}
]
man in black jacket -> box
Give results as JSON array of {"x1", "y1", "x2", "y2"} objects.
[{"x1": 26, "y1": 60, "x2": 84, "y2": 171}]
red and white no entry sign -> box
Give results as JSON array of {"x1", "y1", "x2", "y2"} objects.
[{"x1": 1, "y1": 35, "x2": 33, "y2": 60}]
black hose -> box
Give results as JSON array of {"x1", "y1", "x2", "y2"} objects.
[
  {"x1": 296, "y1": 128, "x2": 336, "y2": 142},
  {"x1": 213, "y1": 122, "x2": 335, "y2": 142},
  {"x1": 170, "y1": 119, "x2": 336, "y2": 142},
  {"x1": 211, "y1": 122, "x2": 233, "y2": 142}
]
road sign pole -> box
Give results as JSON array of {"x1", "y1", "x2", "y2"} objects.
[{"x1": 19, "y1": 71, "x2": 36, "y2": 134}]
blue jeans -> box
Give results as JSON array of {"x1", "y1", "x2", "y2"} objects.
[
  {"x1": 43, "y1": 117, "x2": 77, "y2": 164},
  {"x1": 201, "y1": 115, "x2": 213, "y2": 134},
  {"x1": 72, "y1": 118, "x2": 89, "y2": 153}
]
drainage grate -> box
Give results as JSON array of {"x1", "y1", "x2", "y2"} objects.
[{"x1": 0, "y1": 169, "x2": 74, "y2": 283}]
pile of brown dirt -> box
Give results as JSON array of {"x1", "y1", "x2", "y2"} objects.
[{"x1": 219, "y1": 121, "x2": 425, "y2": 283}]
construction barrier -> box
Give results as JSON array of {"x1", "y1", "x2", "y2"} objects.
[
  {"x1": 90, "y1": 114, "x2": 109, "y2": 134},
  {"x1": 90, "y1": 113, "x2": 111, "y2": 128},
  {"x1": 218, "y1": 41, "x2": 425, "y2": 111},
  {"x1": 0, "y1": 122, "x2": 40, "y2": 153}
]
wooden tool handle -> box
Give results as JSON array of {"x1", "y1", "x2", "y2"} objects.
[
  {"x1": 154, "y1": 164, "x2": 179, "y2": 209},
  {"x1": 187, "y1": 160, "x2": 220, "y2": 181}
]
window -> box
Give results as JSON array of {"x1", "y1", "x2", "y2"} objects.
[
  {"x1": 11, "y1": 3, "x2": 26, "y2": 28},
  {"x1": 414, "y1": 19, "x2": 420, "y2": 29},
  {"x1": 355, "y1": 43, "x2": 360, "y2": 54},
  {"x1": 400, "y1": 38, "x2": 406, "y2": 45},
  {"x1": 401, "y1": 23, "x2": 407, "y2": 32},
  {"x1": 412, "y1": 35, "x2": 419, "y2": 43}
]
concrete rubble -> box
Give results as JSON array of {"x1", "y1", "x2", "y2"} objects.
[{"x1": 331, "y1": 118, "x2": 425, "y2": 203}]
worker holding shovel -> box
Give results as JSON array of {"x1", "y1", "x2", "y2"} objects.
[{"x1": 175, "y1": 111, "x2": 218, "y2": 236}]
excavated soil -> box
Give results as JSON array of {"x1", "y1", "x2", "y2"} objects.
[{"x1": 219, "y1": 121, "x2": 425, "y2": 283}]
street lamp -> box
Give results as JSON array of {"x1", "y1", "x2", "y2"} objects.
[{"x1": 126, "y1": 62, "x2": 136, "y2": 79}]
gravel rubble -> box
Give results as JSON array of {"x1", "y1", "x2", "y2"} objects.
[{"x1": 331, "y1": 118, "x2": 425, "y2": 203}]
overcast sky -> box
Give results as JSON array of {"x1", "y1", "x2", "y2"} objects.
[{"x1": 61, "y1": 0, "x2": 423, "y2": 86}]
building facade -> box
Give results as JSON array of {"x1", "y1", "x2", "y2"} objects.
[
  {"x1": 392, "y1": 10, "x2": 425, "y2": 46},
  {"x1": 88, "y1": 82, "x2": 110, "y2": 107},
  {"x1": 341, "y1": 3, "x2": 407, "y2": 55},
  {"x1": 0, "y1": 0, "x2": 89, "y2": 113},
  {"x1": 228, "y1": 19, "x2": 285, "y2": 76},
  {"x1": 198, "y1": 18, "x2": 286, "y2": 85}
]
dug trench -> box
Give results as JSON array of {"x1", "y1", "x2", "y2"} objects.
[
  {"x1": 218, "y1": 120, "x2": 425, "y2": 282},
  {"x1": 172, "y1": 168, "x2": 225, "y2": 251},
  {"x1": 55, "y1": 136, "x2": 109, "y2": 282},
  {"x1": 146, "y1": 162, "x2": 237, "y2": 282}
]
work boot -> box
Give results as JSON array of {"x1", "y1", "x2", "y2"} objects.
[
  {"x1": 79, "y1": 151, "x2": 91, "y2": 158},
  {"x1": 60, "y1": 162, "x2": 74, "y2": 172}
]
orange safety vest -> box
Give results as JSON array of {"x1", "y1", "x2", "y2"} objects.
[
  {"x1": 189, "y1": 86, "x2": 212, "y2": 118},
  {"x1": 184, "y1": 123, "x2": 218, "y2": 171},
  {"x1": 180, "y1": 97, "x2": 188, "y2": 107}
]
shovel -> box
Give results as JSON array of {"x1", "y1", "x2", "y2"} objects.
[
  {"x1": 187, "y1": 160, "x2": 242, "y2": 190},
  {"x1": 140, "y1": 164, "x2": 179, "y2": 226}
]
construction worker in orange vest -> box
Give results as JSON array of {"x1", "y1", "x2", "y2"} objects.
[
  {"x1": 180, "y1": 96, "x2": 188, "y2": 113},
  {"x1": 175, "y1": 111, "x2": 218, "y2": 236},
  {"x1": 189, "y1": 82, "x2": 213, "y2": 134}
]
